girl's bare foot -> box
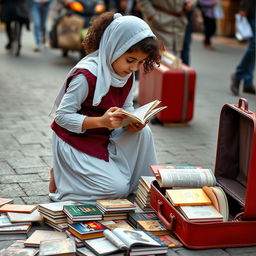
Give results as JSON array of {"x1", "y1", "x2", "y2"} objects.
[{"x1": 49, "y1": 168, "x2": 56, "y2": 193}]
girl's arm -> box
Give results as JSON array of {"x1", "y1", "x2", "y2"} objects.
[{"x1": 55, "y1": 74, "x2": 125, "y2": 132}]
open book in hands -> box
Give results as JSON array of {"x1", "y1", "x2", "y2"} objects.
[{"x1": 115, "y1": 100, "x2": 167, "y2": 127}]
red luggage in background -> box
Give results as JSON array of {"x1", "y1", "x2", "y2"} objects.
[
  {"x1": 138, "y1": 52, "x2": 196, "y2": 123},
  {"x1": 150, "y1": 98, "x2": 256, "y2": 249}
]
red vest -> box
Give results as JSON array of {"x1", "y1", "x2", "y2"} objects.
[{"x1": 51, "y1": 69, "x2": 133, "y2": 161}]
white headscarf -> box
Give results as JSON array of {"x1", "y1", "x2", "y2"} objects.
[{"x1": 51, "y1": 13, "x2": 156, "y2": 113}]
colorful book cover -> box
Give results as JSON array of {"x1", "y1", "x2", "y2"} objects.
[
  {"x1": 69, "y1": 221, "x2": 106, "y2": 235},
  {"x1": 64, "y1": 204, "x2": 102, "y2": 218},
  {"x1": 96, "y1": 199, "x2": 135, "y2": 209}
]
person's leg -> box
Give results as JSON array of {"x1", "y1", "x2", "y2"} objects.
[
  {"x1": 41, "y1": 2, "x2": 51, "y2": 44},
  {"x1": 49, "y1": 167, "x2": 56, "y2": 193},
  {"x1": 232, "y1": 16, "x2": 255, "y2": 94},
  {"x1": 181, "y1": 11, "x2": 192, "y2": 65},
  {"x1": 31, "y1": 2, "x2": 42, "y2": 50},
  {"x1": 5, "y1": 22, "x2": 12, "y2": 49}
]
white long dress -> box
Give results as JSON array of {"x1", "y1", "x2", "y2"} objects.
[{"x1": 49, "y1": 74, "x2": 158, "y2": 204}]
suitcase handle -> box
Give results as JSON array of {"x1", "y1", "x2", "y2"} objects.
[
  {"x1": 237, "y1": 98, "x2": 253, "y2": 114},
  {"x1": 157, "y1": 200, "x2": 175, "y2": 230}
]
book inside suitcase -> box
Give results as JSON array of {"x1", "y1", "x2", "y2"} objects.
[{"x1": 215, "y1": 105, "x2": 254, "y2": 220}]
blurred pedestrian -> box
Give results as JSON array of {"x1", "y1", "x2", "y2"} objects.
[
  {"x1": 31, "y1": 0, "x2": 52, "y2": 52},
  {"x1": 198, "y1": 0, "x2": 217, "y2": 50},
  {"x1": 48, "y1": 12, "x2": 161, "y2": 203},
  {"x1": 181, "y1": 9, "x2": 193, "y2": 65},
  {"x1": 137, "y1": 0, "x2": 195, "y2": 56},
  {"x1": 230, "y1": 0, "x2": 255, "y2": 95},
  {"x1": 0, "y1": 0, "x2": 30, "y2": 51},
  {"x1": 104, "y1": 0, "x2": 121, "y2": 12}
]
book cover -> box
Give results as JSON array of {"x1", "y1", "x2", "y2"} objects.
[
  {"x1": 139, "y1": 176, "x2": 156, "y2": 192},
  {"x1": 0, "y1": 214, "x2": 30, "y2": 227},
  {"x1": 96, "y1": 199, "x2": 136, "y2": 210},
  {"x1": 127, "y1": 212, "x2": 158, "y2": 228},
  {"x1": 0, "y1": 204, "x2": 37, "y2": 213},
  {"x1": 179, "y1": 205, "x2": 224, "y2": 222},
  {"x1": 68, "y1": 221, "x2": 107, "y2": 240},
  {"x1": 0, "y1": 198, "x2": 13, "y2": 206},
  {"x1": 158, "y1": 234, "x2": 183, "y2": 247},
  {"x1": 24, "y1": 230, "x2": 67, "y2": 247},
  {"x1": 166, "y1": 188, "x2": 212, "y2": 206},
  {"x1": 63, "y1": 204, "x2": 102, "y2": 220},
  {"x1": 77, "y1": 247, "x2": 97, "y2": 256},
  {"x1": 39, "y1": 238, "x2": 76, "y2": 256},
  {"x1": 38, "y1": 201, "x2": 77, "y2": 216},
  {"x1": 137, "y1": 220, "x2": 171, "y2": 235},
  {"x1": 0, "y1": 224, "x2": 31, "y2": 233},
  {"x1": 7, "y1": 209, "x2": 43, "y2": 222}
]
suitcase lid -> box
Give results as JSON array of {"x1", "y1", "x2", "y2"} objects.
[{"x1": 214, "y1": 98, "x2": 256, "y2": 219}]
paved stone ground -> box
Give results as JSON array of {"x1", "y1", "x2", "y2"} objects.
[{"x1": 0, "y1": 26, "x2": 255, "y2": 255}]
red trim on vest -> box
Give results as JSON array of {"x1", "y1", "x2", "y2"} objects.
[{"x1": 51, "y1": 69, "x2": 133, "y2": 161}]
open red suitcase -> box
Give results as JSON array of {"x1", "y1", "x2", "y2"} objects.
[
  {"x1": 150, "y1": 98, "x2": 256, "y2": 249},
  {"x1": 138, "y1": 53, "x2": 196, "y2": 123}
]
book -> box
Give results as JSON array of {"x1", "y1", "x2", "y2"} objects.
[
  {"x1": 0, "y1": 214, "x2": 31, "y2": 227},
  {"x1": 7, "y1": 209, "x2": 43, "y2": 223},
  {"x1": 96, "y1": 199, "x2": 136, "y2": 213},
  {"x1": 84, "y1": 228, "x2": 168, "y2": 256},
  {"x1": 136, "y1": 220, "x2": 171, "y2": 235},
  {"x1": 127, "y1": 212, "x2": 158, "y2": 229},
  {"x1": 152, "y1": 167, "x2": 216, "y2": 188},
  {"x1": 0, "y1": 224, "x2": 31, "y2": 233},
  {"x1": 39, "y1": 238, "x2": 76, "y2": 256},
  {"x1": 77, "y1": 247, "x2": 97, "y2": 256},
  {"x1": 63, "y1": 204, "x2": 102, "y2": 221},
  {"x1": 68, "y1": 221, "x2": 107, "y2": 240},
  {"x1": 24, "y1": 230, "x2": 67, "y2": 247},
  {"x1": 0, "y1": 240, "x2": 39, "y2": 256},
  {"x1": 178, "y1": 205, "x2": 224, "y2": 222},
  {"x1": 158, "y1": 234, "x2": 183, "y2": 247},
  {"x1": 0, "y1": 204, "x2": 37, "y2": 213},
  {"x1": 115, "y1": 100, "x2": 167, "y2": 126},
  {"x1": 165, "y1": 188, "x2": 212, "y2": 206},
  {"x1": 202, "y1": 186, "x2": 229, "y2": 221},
  {"x1": 150, "y1": 165, "x2": 203, "y2": 178},
  {"x1": 38, "y1": 201, "x2": 77, "y2": 216},
  {"x1": 0, "y1": 198, "x2": 13, "y2": 206}
]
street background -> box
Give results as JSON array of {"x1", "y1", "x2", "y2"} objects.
[{"x1": 0, "y1": 26, "x2": 256, "y2": 255}]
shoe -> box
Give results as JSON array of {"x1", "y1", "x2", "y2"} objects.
[
  {"x1": 33, "y1": 45, "x2": 42, "y2": 52},
  {"x1": 5, "y1": 42, "x2": 11, "y2": 50},
  {"x1": 230, "y1": 73, "x2": 240, "y2": 96},
  {"x1": 243, "y1": 86, "x2": 256, "y2": 94},
  {"x1": 204, "y1": 43, "x2": 216, "y2": 51}
]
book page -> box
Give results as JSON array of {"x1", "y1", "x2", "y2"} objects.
[
  {"x1": 113, "y1": 228, "x2": 160, "y2": 248},
  {"x1": 103, "y1": 229, "x2": 128, "y2": 250},
  {"x1": 158, "y1": 169, "x2": 216, "y2": 188},
  {"x1": 144, "y1": 106, "x2": 167, "y2": 121}
]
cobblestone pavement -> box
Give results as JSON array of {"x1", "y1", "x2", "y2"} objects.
[{"x1": 0, "y1": 27, "x2": 255, "y2": 255}]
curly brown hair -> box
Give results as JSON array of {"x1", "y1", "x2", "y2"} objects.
[{"x1": 82, "y1": 12, "x2": 161, "y2": 73}]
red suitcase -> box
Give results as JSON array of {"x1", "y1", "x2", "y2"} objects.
[
  {"x1": 138, "y1": 53, "x2": 196, "y2": 123},
  {"x1": 150, "y1": 98, "x2": 256, "y2": 249}
]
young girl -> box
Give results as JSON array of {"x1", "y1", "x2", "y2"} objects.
[{"x1": 49, "y1": 12, "x2": 161, "y2": 204}]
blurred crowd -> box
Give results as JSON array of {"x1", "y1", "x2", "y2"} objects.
[{"x1": 0, "y1": 0, "x2": 255, "y2": 94}]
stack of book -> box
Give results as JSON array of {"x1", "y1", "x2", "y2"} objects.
[
  {"x1": 96, "y1": 199, "x2": 136, "y2": 220},
  {"x1": 63, "y1": 204, "x2": 102, "y2": 224},
  {"x1": 0, "y1": 204, "x2": 38, "y2": 235},
  {"x1": 135, "y1": 176, "x2": 155, "y2": 211},
  {"x1": 38, "y1": 201, "x2": 77, "y2": 231}
]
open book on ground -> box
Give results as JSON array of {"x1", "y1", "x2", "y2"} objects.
[
  {"x1": 152, "y1": 167, "x2": 216, "y2": 188},
  {"x1": 84, "y1": 228, "x2": 168, "y2": 256},
  {"x1": 115, "y1": 100, "x2": 167, "y2": 126}
]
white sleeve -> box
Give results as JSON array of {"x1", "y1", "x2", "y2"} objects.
[{"x1": 55, "y1": 74, "x2": 89, "y2": 133}]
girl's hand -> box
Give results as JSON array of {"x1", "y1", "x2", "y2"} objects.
[
  {"x1": 101, "y1": 107, "x2": 126, "y2": 129},
  {"x1": 126, "y1": 121, "x2": 148, "y2": 132}
]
